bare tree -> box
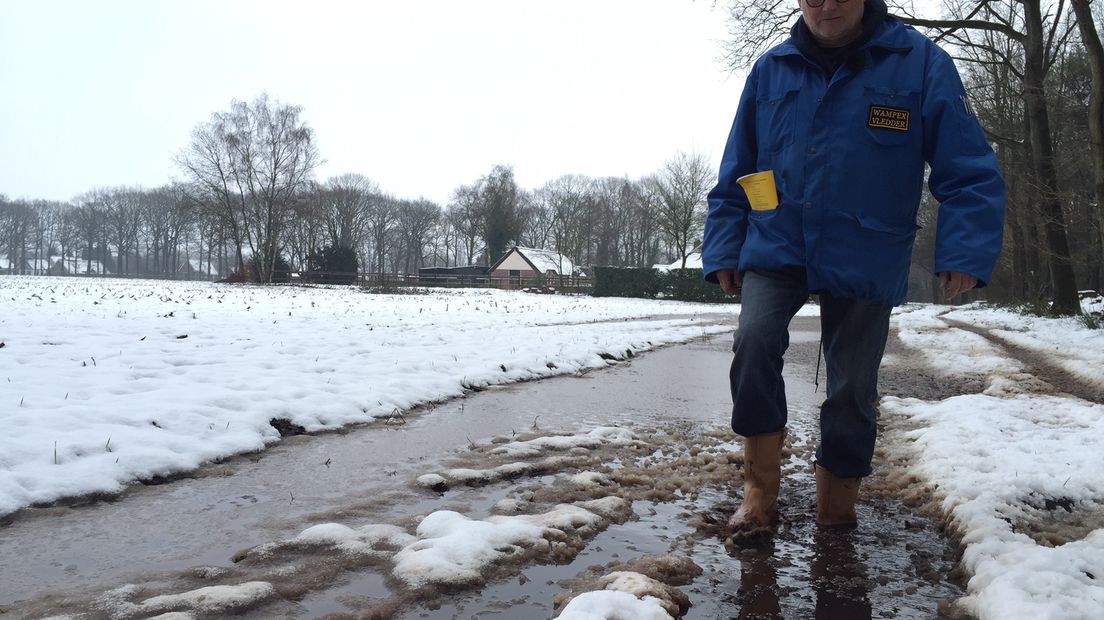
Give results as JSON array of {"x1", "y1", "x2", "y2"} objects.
[
  {"x1": 1070, "y1": 0, "x2": 1104, "y2": 286},
  {"x1": 364, "y1": 194, "x2": 398, "y2": 275},
  {"x1": 720, "y1": 0, "x2": 801, "y2": 68},
  {"x1": 0, "y1": 197, "x2": 11, "y2": 267},
  {"x1": 394, "y1": 199, "x2": 441, "y2": 273},
  {"x1": 653, "y1": 151, "x2": 715, "y2": 268},
  {"x1": 447, "y1": 183, "x2": 484, "y2": 266},
  {"x1": 320, "y1": 173, "x2": 378, "y2": 251},
  {"x1": 589, "y1": 177, "x2": 628, "y2": 266},
  {"x1": 622, "y1": 179, "x2": 663, "y2": 267},
  {"x1": 541, "y1": 174, "x2": 591, "y2": 268},
  {"x1": 99, "y1": 187, "x2": 144, "y2": 275},
  {"x1": 55, "y1": 206, "x2": 78, "y2": 271},
  {"x1": 68, "y1": 195, "x2": 105, "y2": 274},
  {"x1": 282, "y1": 191, "x2": 324, "y2": 273},
  {"x1": 176, "y1": 93, "x2": 320, "y2": 282},
  {"x1": 31, "y1": 201, "x2": 65, "y2": 274},
  {"x1": 141, "y1": 185, "x2": 194, "y2": 276},
  {"x1": 1, "y1": 199, "x2": 36, "y2": 274},
  {"x1": 430, "y1": 214, "x2": 457, "y2": 267},
  {"x1": 518, "y1": 186, "x2": 556, "y2": 250}
]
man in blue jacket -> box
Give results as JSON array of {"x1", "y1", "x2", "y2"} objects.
[{"x1": 703, "y1": 0, "x2": 1004, "y2": 534}]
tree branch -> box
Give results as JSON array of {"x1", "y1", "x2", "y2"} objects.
[{"x1": 899, "y1": 16, "x2": 1025, "y2": 42}]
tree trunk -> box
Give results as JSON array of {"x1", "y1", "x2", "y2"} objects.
[
  {"x1": 1072, "y1": 0, "x2": 1104, "y2": 295},
  {"x1": 1023, "y1": 0, "x2": 1080, "y2": 313}
]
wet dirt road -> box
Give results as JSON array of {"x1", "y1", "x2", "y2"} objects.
[{"x1": 1, "y1": 316, "x2": 968, "y2": 619}]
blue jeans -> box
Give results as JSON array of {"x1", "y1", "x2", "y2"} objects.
[{"x1": 729, "y1": 269, "x2": 891, "y2": 478}]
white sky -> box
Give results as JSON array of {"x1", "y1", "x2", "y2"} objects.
[{"x1": 0, "y1": 0, "x2": 745, "y2": 205}]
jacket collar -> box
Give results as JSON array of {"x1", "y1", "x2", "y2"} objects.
[{"x1": 769, "y1": 16, "x2": 913, "y2": 60}]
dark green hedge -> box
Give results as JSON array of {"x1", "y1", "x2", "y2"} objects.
[
  {"x1": 591, "y1": 266, "x2": 734, "y2": 303},
  {"x1": 305, "y1": 245, "x2": 359, "y2": 285}
]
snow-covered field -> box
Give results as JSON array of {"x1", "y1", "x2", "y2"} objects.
[
  {"x1": 2, "y1": 275, "x2": 1103, "y2": 619},
  {"x1": 0, "y1": 276, "x2": 735, "y2": 518}
]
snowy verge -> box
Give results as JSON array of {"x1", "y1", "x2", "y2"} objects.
[
  {"x1": 889, "y1": 305, "x2": 1104, "y2": 619},
  {"x1": 0, "y1": 277, "x2": 734, "y2": 517}
]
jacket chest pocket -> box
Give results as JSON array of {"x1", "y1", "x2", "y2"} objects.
[
  {"x1": 757, "y1": 87, "x2": 800, "y2": 153},
  {"x1": 862, "y1": 86, "x2": 919, "y2": 147}
]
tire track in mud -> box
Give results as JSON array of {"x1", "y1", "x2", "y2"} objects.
[
  {"x1": 941, "y1": 316, "x2": 1104, "y2": 404},
  {"x1": 879, "y1": 322, "x2": 988, "y2": 401}
]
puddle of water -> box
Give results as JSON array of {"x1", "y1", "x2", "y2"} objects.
[
  {"x1": 296, "y1": 570, "x2": 391, "y2": 616},
  {"x1": 293, "y1": 480, "x2": 963, "y2": 619},
  {"x1": 0, "y1": 333, "x2": 743, "y2": 606}
]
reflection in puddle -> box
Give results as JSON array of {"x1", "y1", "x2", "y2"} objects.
[
  {"x1": 812, "y1": 529, "x2": 872, "y2": 620},
  {"x1": 735, "y1": 542, "x2": 782, "y2": 618}
]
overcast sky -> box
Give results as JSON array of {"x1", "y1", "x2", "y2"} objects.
[{"x1": 0, "y1": 0, "x2": 746, "y2": 206}]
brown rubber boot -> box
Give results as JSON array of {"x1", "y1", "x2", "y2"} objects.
[
  {"x1": 727, "y1": 430, "x2": 786, "y2": 536},
  {"x1": 815, "y1": 463, "x2": 861, "y2": 527}
]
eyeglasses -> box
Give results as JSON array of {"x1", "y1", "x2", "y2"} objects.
[{"x1": 805, "y1": 0, "x2": 851, "y2": 7}]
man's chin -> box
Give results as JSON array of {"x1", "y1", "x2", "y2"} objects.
[{"x1": 812, "y1": 26, "x2": 861, "y2": 47}]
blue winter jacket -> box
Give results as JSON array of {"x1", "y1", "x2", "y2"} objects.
[{"x1": 702, "y1": 17, "x2": 1005, "y2": 306}]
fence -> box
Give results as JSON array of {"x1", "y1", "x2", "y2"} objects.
[
  {"x1": 298, "y1": 271, "x2": 593, "y2": 293},
  {"x1": 2, "y1": 270, "x2": 592, "y2": 293},
  {"x1": 0, "y1": 269, "x2": 221, "y2": 282}
]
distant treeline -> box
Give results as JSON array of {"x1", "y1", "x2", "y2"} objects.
[{"x1": 0, "y1": 94, "x2": 715, "y2": 283}]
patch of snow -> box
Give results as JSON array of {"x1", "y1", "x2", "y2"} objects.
[
  {"x1": 139, "y1": 582, "x2": 275, "y2": 613},
  {"x1": 426, "y1": 455, "x2": 587, "y2": 490},
  {"x1": 392, "y1": 510, "x2": 548, "y2": 588},
  {"x1": 292, "y1": 523, "x2": 415, "y2": 557},
  {"x1": 488, "y1": 427, "x2": 637, "y2": 458},
  {"x1": 416, "y1": 473, "x2": 448, "y2": 490},
  {"x1": 96, "y1": 582, "x2": 274, "y2": 616},
  {"x1": 559, "y1": 590, "x2": 673, "y2": 620},
  {"x1": 569, "y1": 471, "x2": 613, "y2": 489},
  {"x1": 393, "y1": 497, "x2": 628, "y2": 588}
]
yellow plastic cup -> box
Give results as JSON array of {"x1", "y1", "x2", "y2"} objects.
[{"x1": 737, "y1": 170, "x2": 779, "y2": 211}]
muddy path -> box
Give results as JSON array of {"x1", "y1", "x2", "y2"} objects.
[
  {"x1": 940, "y1": 316, "x2": 1104, "y2": 403},
  {"x1": 2, "y1": 316, "x2": 979, "y2": 619}
]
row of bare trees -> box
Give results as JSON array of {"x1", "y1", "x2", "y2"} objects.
[
  {"x1": 261, "y1": 154, "x2": 716, "y2": 277},
  {"x1": 1, "y1": 94, "x2": 715, "y2": 282},
  {"x1": 0, "y1": 186, "x2": 209, "y2": 279},
  {"x1": 722, "y1": 0, "x2": 1104, "y2": 313}
]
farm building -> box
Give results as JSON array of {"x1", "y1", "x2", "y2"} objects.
[
  {"x1": 51, "y1": 256, "x2": 110, "y2": 276},
  {"x1": 488, "y1": 246, "x2": 581, "y2": 287},
  {"x1": 178, "y1": 259, "x2": 221, "y2": 280}
]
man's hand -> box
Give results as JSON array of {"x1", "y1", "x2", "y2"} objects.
[
  {"x1": 938, "y1": 271, "x2": 977, "y2": 301},
  {"x1": 717, "y1": 269, "x2": 743, "y2": 295}
]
